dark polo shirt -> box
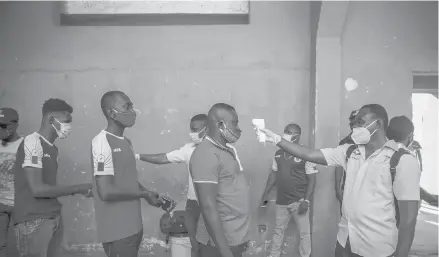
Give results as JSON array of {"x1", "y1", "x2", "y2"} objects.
[
  {"x1": 13, "y1": 133, "x2": 62, "y2": 224},
  {"x1": 91, "y1": 130, "x2": 142, "y2": 243},
  {"x1": 190, "y1": 136, "x2": 249, "y2": 247},
  {"x1": 273, "y1": 148, "x2": 317, "y2": 205}
]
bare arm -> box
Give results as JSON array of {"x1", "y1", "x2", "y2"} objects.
[
  {"x1": 393, "y1": 155, "x2": 422, "y2": 257},
  {"x1": 277, "y1": 139, "x2": 327, "y2": 165},
  {"x1": 24, "y1": 167, "x2": 91, "y2": 198},
  {"x1": 395, "y1": 200, "x2": 419, "y2": 257},
  {"x1": 305, "y1": 173, "x2": 317, "y2": 201},
  {"x1": 195, "y1": 183, "x2": 234, "y2": 257},
  {"x1": 262, "y1": 170, "x2": 276, "y2": 203},
  {"x1": 95, "y1": 175, "x2": 150, "y2": 202},
  {"x1": 138, "y1": 153, "x2": 171, "y2": 165}
]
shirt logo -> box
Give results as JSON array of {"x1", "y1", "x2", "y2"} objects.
[
  {"x1": 294, "y1": 157, "x2": 302, "y2": 163},
  {"x1": 97, "y1": 155, "x2": 105, "y2": 172},
  {"x1": 44, "y1": 153, "x2": 51, "y2": 158},
  {"x1": 113, "y1": 148, "x2": 121, "y2": 153}
]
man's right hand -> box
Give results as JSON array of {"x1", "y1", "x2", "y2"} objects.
[
  {"x1": 255, "y1": 128, "x2": 279, "y2": 143},
  {"x1": 143, "y1": 191, "x2": 164, "y2": 207}
]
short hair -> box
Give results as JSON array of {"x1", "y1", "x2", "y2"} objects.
[
  {"x1": 386, "y1": 116, "x2": 414, "y2": 143},
  {"x1": 349, "y1": 110, "x2": 358, "y2": 121},
  {"x1": 284, "y1": 123, "x2": 301, "y2": 134},
  {"x1": 101, "y1": 91, "x2": 124, "y2": 117},
  {"x1": 191, "y1": 114, "x2": 207, "y2": 123},
  {"x1": 360, "y1": 104, "x2": 389, "y2": 130},
  {"x1": 42, "y1": 98, "x2": 73, "y2": 116},
  {"x1": 208, "y1": 103, "x2": 236, "y2": 117}
]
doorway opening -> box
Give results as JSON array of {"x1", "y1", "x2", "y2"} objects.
[{"x1": 412, "y1": 74, "x2": 438, "y2": 195}]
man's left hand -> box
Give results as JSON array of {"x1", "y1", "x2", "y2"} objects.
[{"x1": 298, "y1": 200, "x2": 309, "y2": 215}]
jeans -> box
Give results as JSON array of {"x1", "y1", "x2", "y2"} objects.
[
  {"x1": 102, "y1": 229, "x2": 143, "y2": 257},
  {"x1": 14, "y1": 216, "x2": 63, "y2": 257},
  {"x1": 269, "y1": 202, "x2": 311, "y2": 257},
  {"x1": 335, "y1": 238, "x2": 395, "y2": 257},
  {"x1": 185, "y1": 199, "x2": 201, "y2": 257},
  {"x1": 0, "y1": 203, "x2": 17, "y2": 257},
  {"x1": 198, "y1": 241, "x2": 248, "y2": 257}
]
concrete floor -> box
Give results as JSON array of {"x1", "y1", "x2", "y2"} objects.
[{"x1": 61, "y1": 202, "x2": 438, "y2": 257}]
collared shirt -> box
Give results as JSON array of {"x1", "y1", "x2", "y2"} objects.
[
  {"x1": 321, "y1": 140, "x2": 421, "y2": 257},
  {"x1": 166, "y1": 142, "x2": 198, "y2": 200},
  {"x1": 0, "y1": 137, "x2": 23, "y2": 206},
  {"x1": 272, "y1": 149, "x2": 318, "y2": 205},
  {"x1": 91, "y1": 130, "x2": 142, "y2": 243},
  {"x1": 190, "y1": 136, "x2": 249, "y2": 246}
]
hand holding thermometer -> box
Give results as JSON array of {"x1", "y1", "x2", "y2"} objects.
[{"x1": 252, "y1": 119, "x2": 266, "y2": 144}]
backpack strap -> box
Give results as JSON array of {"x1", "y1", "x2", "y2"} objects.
[
  {"x1": 389, "y1": 148, "x2": 411, "y2": 183},
  {"x1": 345, "y1": 144, "x2": 358, "y2": 163},
  {"x1": 389, "y1": 148, "x2": 410, "y2": 228}
]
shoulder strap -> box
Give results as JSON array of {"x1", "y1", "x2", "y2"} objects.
[
  {"x1": 345, "y1": 144, "x2": 358, "y2": 163},
  {"x1": 389, "y1": 148, "x2": 410, "y2": 183}
]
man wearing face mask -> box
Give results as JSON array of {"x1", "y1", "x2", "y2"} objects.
[
  {"x1": 13, "y1": 99, "x2": 93, "y2": 257},
  {"x1": 135, "y1": 113, "x2": 208, "y2": 257},
  {"x1": 0, "y1": 108, "x2": 23, "y2": 257},
  {"x1": 91, "y1": 91, "x2": 165, "y2": 257},
  {"x1": 190, "y1": 103, "x2": 248, "y2": 257},
  {"x1": 257, "y1": 104, "x2": 421, "y2": 257},
  {"x1": 260, "y1": 123, "x2": 317, "y2": 257},
  {"x1": 386, "y1": 116, "x2": 438, "y2": 207}
]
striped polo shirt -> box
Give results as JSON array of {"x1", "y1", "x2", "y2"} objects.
[{"x1": 91, "y1": 130, "x2": 142, "y2": 243}]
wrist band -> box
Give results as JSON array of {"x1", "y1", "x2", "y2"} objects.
[{"x1": 135, "y1": 154, "x2": 140, "y2": 160}]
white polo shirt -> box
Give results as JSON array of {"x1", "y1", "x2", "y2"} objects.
[
  {"x1": 166, "y1": 142, "x2": 197, "y2": 201},
  {"x1": 321, "y1": 140, "x2": 420, "y2": 257}
]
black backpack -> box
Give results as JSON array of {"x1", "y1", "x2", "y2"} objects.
[{"x1": 342, "y1": 145, "x2": 410, "y2": 227}]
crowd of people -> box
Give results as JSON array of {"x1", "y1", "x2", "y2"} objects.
[{"x1": 0, "y1": 91, "x2": 437, "y2": 257}]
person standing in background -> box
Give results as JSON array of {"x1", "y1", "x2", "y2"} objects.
[
  {"x1": 261, "y1": 123, "x2": 317, "y2": 257},
  {"x1": 0, "y1": 108, "x2": 23, "y2": 257},
  {"x1": 386, "y1": 116, "x2": 438, "y2": 207},
  {"x1": 136, "y1": 114, "x2": 208, "y2": 257},
  {"x1": 13, "y1": 99, "x2": 93, "y2": 257}
]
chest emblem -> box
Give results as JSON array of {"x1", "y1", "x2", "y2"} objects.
[
  {"x1": 113, "y1": 148, "x2": 121, "y2": 153},
  {"x1": 294, "y1": 157, "x2": 302, "y2": 163}
]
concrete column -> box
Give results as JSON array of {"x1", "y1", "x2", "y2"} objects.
[
  {"x1": 311, "y1": 36, "x2": 342, "y2": 257},
  {"x1": 311, "y1": 2, "x2": 349, "y2": 256}
]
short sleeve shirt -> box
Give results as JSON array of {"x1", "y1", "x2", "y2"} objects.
[
  {"x1": 166, "y1": 143, "x2": 197, "y2": 200},
  {"x1": 189, "y1": 137, "x2": 250, "y2": 247},
  {"x1": 320, "y1": 140, "x2": 420, "y2": 257},
  {"x1": 13, "y1": 133, "x2": 62, "y2": 223},
  {"x1": 272, "y1": 149, "x2": 318, "y2": 205},
  {"x1": 91, "y1": 130, "x2": 142, "y2": 243},
  {"x1": 0, "y1": 137, "x2": 23, "y2": 206}
]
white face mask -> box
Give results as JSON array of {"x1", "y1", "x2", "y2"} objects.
[
  {"x1": 282, "y1": 133, "x2": 299, "y2": 142},
  {"x1": 52, "y1": 118, "x2": 72, "y2": 139},
  {"x1": 351, "y1": 120, "x2": 378, "y2": 145},
  {"x1": 190, "y1": 127, "x2": 206, "y2": 145}
]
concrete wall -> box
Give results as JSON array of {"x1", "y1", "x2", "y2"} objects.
[
  {"x1": 0, "y1": 1, "x2": 312, "y2": 253},
  {"x1": 340, "y1": 1, "x2": 438, "y2": 136}
]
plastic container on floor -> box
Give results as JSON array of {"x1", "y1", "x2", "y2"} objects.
[{"x1": 170, "y1": 236, "x2": 191, "y2": 257}]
